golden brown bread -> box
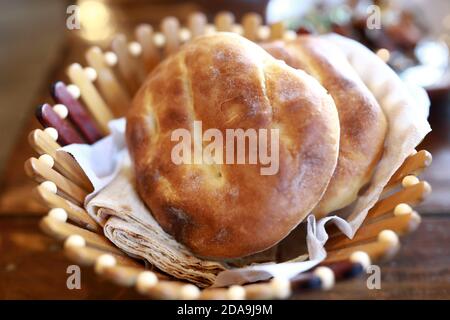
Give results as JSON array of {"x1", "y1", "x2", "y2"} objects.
[
  {"x1": 262, "y1": 37, "x2": 387, "y2": 217},
  {"x1": 126, "y1": 33, "x2": 340, "y2": 258}
]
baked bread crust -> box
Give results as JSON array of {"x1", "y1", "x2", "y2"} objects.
[
  {"x1": 263, "y1": 37, "x2": 387, "y2": 217},
  {"x1": 126, "y1": 33, "x2": 340, "y2": 258}
]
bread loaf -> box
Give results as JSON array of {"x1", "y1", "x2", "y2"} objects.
[{"x1": 263, "y1": 37, "x2": 387, "y2": 217}]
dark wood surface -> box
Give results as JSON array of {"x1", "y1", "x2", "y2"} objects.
[
  {"x1": 0, "y1": 0, "x2": 449, "y2": 299},
  {"x1": 1, "y1": 215, "x2": 448, "y2": 299}
]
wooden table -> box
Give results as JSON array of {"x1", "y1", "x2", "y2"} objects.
[
  {"x1": 1, "y1": 215, "x2": 449, "y2": 299},
  {"x1": 1, "y1": 0, "x2": 449, "y2": 299}
]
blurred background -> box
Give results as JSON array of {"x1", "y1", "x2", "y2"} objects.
[{"x1": 0, "y1": 0, "x2": 449, "y2": 299}]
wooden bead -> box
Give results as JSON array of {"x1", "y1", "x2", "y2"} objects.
[
  {"x1": 378, "y1": 230, "x2": 399, "y2": 246},
  {"x1": 402, "y1": 175, "x2": 419, "y2": 188},
  {"x1": 64, "y1": 234, "x2": 86, "y2": 248},
  {"x1": 227, "y1": 285, "x2": 245, "y2": 300},
  {"x1": 104, "y1": 51, "x2": 118, "y2": 66},
  {"x1": 48, "y1": 208, "x2": 68, "y2": 222},
  {"x1": 153, "y1": 32, "x2": 165, "y2": 47},
  {"x1": 44, "y1": 127, "x2": 58, "y2": 141},
  {"x1": 350, "y1": 251, "x2": 371, "y2": 271},
  {"x1": 95, "y1": 254, "x2": 117, "y2": 273},
  {"x1": 314, "y1": 266, "x2": 335, "y2": 290},
  {"x1": 40, "y1": 180, "x2": 57, "y2": 194},
  {"x1": 66, "y1": 84, "x2": 81, "y2": 99},
  {"x1": 84, "y1": 67, "x2": 98, "y2": 81},
  {"x1": 38, "y1": 154, "x2": 54, "y2": 168},
  {"x1": 394, "y1": 203, "x2": 413, "y2": 216},
  {"x1": 179, "y1": 284, "x2": 200, "y2": 300},
  {"x1": 136, "y1": 271, "x2": 158, "y2": 294},
  {"x1": 128, "y1": 41, "x2": 142, "y2": 57},
  {"x1": 270, "y1": 277, "x2": 291, "y2": 299},
  {"x1": 179, "y1": 28, "x2": 191, "y2": 42},
  {"x1": 53, "y1": 104, "x2": 69, "y2": 119}
]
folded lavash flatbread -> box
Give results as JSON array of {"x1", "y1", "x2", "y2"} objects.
[{"x1": 86, "y1": 162, "x2": 226, "y2": 287}]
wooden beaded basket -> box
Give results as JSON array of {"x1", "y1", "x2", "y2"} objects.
[{"x1": 24, "y1": 11, "x2": 432, "y2": 300}]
